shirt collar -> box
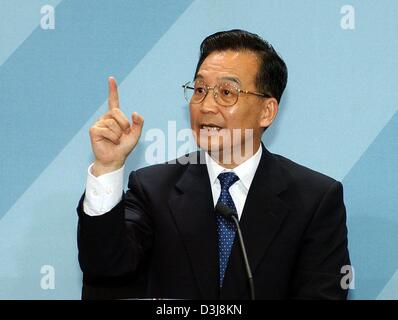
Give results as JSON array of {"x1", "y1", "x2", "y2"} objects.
[{"x1": 205, "y1": 145, "x2": 263, "y2": 191}]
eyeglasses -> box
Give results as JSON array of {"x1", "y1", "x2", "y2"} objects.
[{"x1": 182, "y1": 79, "x2": 271, "y2": 107}]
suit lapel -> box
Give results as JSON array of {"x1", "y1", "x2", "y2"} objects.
[
  {"x1": 221, "y1": 145, "x2": 291, "y2": 299},
  {"x1": 168, "y1": 152, "x2": 219, "y2": 299}
]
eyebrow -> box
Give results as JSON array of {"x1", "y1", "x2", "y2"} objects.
[
  {"x1": 221, "y1": 76, "x2": 241, "y2": 85},
  {"x1": 195, "y1": 74, "x2": 241, "y2": 85}
]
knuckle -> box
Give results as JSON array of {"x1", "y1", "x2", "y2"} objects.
[
  {"x1": 111, "y1": 134, "x2": 120, "y2": 143},
  {"x1": 111, "y1": 108, "x2": 121, "y2": 117},
  {"x1": 95, "y1": 117, "x2": 103, "y2": 126},
  {"x1": 112, "y1": 108, "x2": 124, "y2": 118},
  {"x1": 116, "y1": 120, "x2": 125, "y2": 131},
  {"x1": 117, "y1": 113, "x2": 129, "y2": 128},
  {"x1": 107, "y1": 118, "x2": 117, "y2": 127}
]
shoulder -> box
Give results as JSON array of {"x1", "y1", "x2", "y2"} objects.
[
  {"x1": 267, "y1": 152, "x2": 345, "y2": 219},
  {"x1": 276, "y1": 153, "x2": 337, "y2": 184},
  {"x1": 270, "y1": 152, "x2": 342, "y2": 197}
]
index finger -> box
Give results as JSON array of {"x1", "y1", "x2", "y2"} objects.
[{"x1": 108, "y1": 76, "x2": 120, "y2": 110}]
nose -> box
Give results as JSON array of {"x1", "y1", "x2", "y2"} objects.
[{"x1": 199, "y1": 88, "x2": 219, "y2": 114}]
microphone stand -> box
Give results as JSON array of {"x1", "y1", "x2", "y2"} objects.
[{"x1": 216, "y1": 204, "x2": 255, "y2": 300}]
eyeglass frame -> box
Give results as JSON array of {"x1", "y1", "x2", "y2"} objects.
[{"x1": 182, "y1": 80, "x2": 272, "y2": 107}]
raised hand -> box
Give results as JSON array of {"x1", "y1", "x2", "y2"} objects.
[{"x1": 89, "y1": 77, "x2": 144, "y2": 176}]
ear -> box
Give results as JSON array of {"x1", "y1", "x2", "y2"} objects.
[{"x1": 259, "y1": 97, "x2": 278, "y2": 129}]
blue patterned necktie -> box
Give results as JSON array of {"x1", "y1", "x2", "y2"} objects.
[{"x1": 216, "y1": 172, "x2": 239, "y2": 287}]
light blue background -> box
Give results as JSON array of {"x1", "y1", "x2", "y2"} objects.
[{"x1": 0, "y1": 0, "x2": 397, "y2": 299}]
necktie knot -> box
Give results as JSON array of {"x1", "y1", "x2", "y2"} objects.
[{"x1": 218, "y1": 172, "x2": 239, "y2": 191}]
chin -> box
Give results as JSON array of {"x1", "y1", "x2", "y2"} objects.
[
  {"x1": 197, "y1": 137, "x2": 221, "y2": 153},
  {"x1": 195, "y1": 129, "x2": 226, "y2": 152}
]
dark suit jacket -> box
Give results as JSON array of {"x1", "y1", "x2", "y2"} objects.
[{"x1": 77, "y1": 145, "x2": 350, "y2": 299}]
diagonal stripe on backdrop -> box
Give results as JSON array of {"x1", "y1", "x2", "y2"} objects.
[
  {"x1": 0, "y1": 0, "x2": 193, "y2": 219},
  {"x1": 0, "y1": 0, "x2": 62, "y2": 67},
  {"x1": 377, "y1": 269, "x2": 398, "y2": 300},
  {"x1": 343, "y1": 110, "x2": 398, "y2": 300}
]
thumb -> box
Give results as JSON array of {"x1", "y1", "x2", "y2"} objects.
[{"x1": 131, "y1": 112, "x2": 144, "y2": 128}]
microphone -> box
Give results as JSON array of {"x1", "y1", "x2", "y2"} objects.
[{"x1": 215, "y1": 203, "x2": 255, "y2": 300}]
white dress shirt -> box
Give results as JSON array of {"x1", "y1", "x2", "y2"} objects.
[
  {"x1": 83, "y1": 146, "x2": 262, "y2": 219},
  {"x1": 205, "y1": 146, "x2": 262, "y2": 220},
  {"x1": 83, "y1": 164, "x2": 124, "y2": 216}
]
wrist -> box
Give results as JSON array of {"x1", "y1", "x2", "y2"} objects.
[{"x1": 92, "y1": 160, "x2": 125, "y2": 177}]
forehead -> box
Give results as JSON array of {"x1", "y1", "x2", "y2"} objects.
[{"x1": 197, "y1": 50, "x2": 260, "y2": 84}]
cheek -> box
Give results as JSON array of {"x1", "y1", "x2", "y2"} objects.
[
  {"x1": 230, "y1": 113, "x2": 263, "y2": 138},
  {"x1": 224, "y1": 107, "x2": 256, "y2": 128},
  {"x1": 242, "y1": 105, "x2": 262, "y2": 127},
  {"x1": 220, "y1": 108, "x2": 236, "y2": 125}
]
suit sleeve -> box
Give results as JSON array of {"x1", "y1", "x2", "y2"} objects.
[
  {"x1": 77, "y1": 170, "x2": 153, "y2": 277},
  {"x1": 291, "y1": 181, "x2": 351, "y2": 299}
]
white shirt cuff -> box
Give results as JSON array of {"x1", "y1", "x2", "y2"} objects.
[{"x1": 83, "y1": 163, "x2": 124, "y2": 216}]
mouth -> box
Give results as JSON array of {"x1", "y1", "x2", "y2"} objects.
[{"x1": 200, "y1": 124, "x2": 223, "y2": 132}]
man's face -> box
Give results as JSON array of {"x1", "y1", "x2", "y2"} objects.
[{"x1": 190, "y1": 50, "x2": 267, "y2": 161}]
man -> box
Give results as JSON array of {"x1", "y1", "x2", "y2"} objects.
[{"x1": 77, "y1": 30, "x2": 350, "y2": 299}]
